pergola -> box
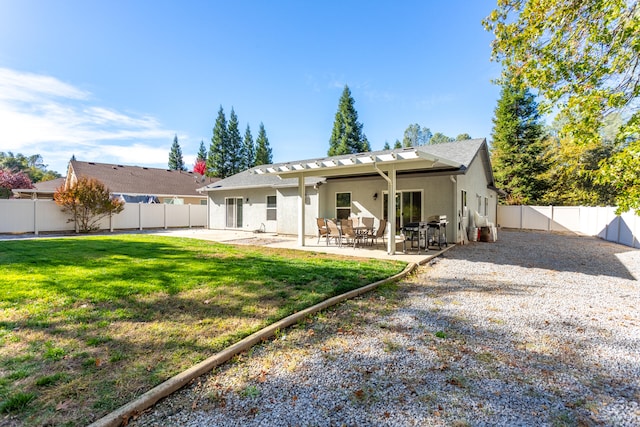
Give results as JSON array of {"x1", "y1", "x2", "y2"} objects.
[{"x1": 252, "y1": 148, "x2": 461, "y2": 255}]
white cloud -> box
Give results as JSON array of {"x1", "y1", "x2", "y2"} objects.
[{"x1": 0, "y1": 67, "x2": 174, "y2": 173}]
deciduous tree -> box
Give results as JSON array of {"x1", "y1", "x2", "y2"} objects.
[
  {"x1": 54, "y1": 177, "x2": 124, "y2": 233},
  {"x1": 429, "y1": 133, "x2": 454, "y2": 144},
  {"x1": 0, "y1": 169, "x2": 33, "y2": 198},
  {"x1": 484, "y1": 0, "x2": 640, "y2": 211},
  {"x1": 402, "y1": 124, "x2": 432, "y2": 147},
  {"x1": 328, "y1": 85, "x2": 371, "y2": 155}
]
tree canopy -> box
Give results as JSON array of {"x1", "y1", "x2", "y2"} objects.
[
  {"x1": 168, "y1": 134, "x2": 187, "y2": 171},
  {"x1": 255, "y1": 123, "x2": 273, "y2": 166},
  {"x1": 0, "y1": 152, "x2": 61, "y2": 183},
  {"x1": 207, "y1": 106, "x2": 229, "y2": 178},
  {"x1": 484, "y1": 0, "x2": 640, "y2": 212},
  {"x1": 328, "y1": 85, "x2": 371, "y2": 155},
  {"x1": 241, "y1": 124, "x2": 256, "y2": 170},
  {"x1": 402, "y1": 124, "x2": 432, "y2": 147},
  {"x1": 196, "y1": 140, "x2": 207, "y2": 162},
  {"x1": 0, "y1": 169, "x2": 33, "y2": 198},
  {"x1": 490, "y1": 82, "x2": 548, "y2": 205}
]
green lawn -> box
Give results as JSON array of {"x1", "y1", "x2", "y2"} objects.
[{"x1": 0, "y1": 234, "x2": 405, "y2": 426}]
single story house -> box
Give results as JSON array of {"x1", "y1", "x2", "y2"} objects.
[
  {"x1": 63, "y1": 160, "x2": 217, "y2": 205},
  {"x1": 199, "y1": 138, "x2": 498, "y2": 254},
  {"x1": 12, "y1": 177, "x2": 66, "y2": 199}
]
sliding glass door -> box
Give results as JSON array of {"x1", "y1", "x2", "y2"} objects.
[
  {"x1": 383, "y1": 191, "x2": 422, "y2": 230},
  {"x1": 225, "y1": 197, "x2": 243, "y2": 228}
]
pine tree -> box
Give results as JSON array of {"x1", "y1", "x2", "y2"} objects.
[
  {"x1": 242, "y1": 124, "x2": 256, "y2": 170},
  {"x1": 328, "y1": 85, "x2": 369, "y2": 156},
  {"x1": 383, "y1": 141, "x2": 391, "y2": 150},
  {"x1": 227, "y1": 107, "x2": 243, "y2": 175},
  {"x1": 254, "y1": 123, "x2": 272, "y2": 166},
  {"x1": 168, "y1": 134, "x2": 186, "y2": 170},
  {"x1": 196, "y1": 140, "x2": 207, "y2": 162},
  {"x1": 490, "y1": 82, "x2": 548, "y2": 205},
  {"x1": 207, "y1": 106, "x2": 229, "y2": 178}
]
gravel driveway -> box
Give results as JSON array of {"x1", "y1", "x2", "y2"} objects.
[{"x1": 130, "y1": 230, "x2": 640, "y2": 427}]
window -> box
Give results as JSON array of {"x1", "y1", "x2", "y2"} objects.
[
  {"x1": 225, "y1": 197, "x2": 243, "y2": 228},
  {"x1": 484, "y1": 197, "x2": 488, "y2": 216},
  {"x1": 336, "y1": 192, "x2": 351, "y2": 220},
  {"x1": 200, "y1": 199, "x2": 207, "y2": 206},
  {"x1": 461, "y1": 190, "x2": 467, "y2": 213},
  {"x1": 266, "y1": 195, "x2": 277, "y2": 221}
]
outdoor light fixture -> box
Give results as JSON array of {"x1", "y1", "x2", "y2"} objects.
[{"x1": 373, "y1": 192, "x2": 378, "y2": 200}]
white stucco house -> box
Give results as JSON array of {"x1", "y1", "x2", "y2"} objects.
[{"x1": 199, "y1": 138, "x2": 498, "y2": 254}]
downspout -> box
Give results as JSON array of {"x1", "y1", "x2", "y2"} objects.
[
  {"x1": 450, "y1": 175, "x2": 457, "y2": 244},
  {"x1": 374, "y1": 163, "x2": 396, "y2": 255}
]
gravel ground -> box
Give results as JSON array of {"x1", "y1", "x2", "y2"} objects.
[{"x1": 129, "y1": 230, "x2": 640, "y2": 427}]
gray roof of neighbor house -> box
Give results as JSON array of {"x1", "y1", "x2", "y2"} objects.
[
  {"x1": 69, "y1": 160, "x2": 217, "y2": 197},
  {"x1": 200, "y1": 138, "x2": 493, "y2": 192}
]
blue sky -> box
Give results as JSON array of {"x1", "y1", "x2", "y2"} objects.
[{"x1": 0, "y1": 0, "x2": 501, "y2": 175}]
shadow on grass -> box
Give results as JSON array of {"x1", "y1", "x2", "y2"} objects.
[{"x1": 0, "y1": 235, "x2": 405, "y2": 426}]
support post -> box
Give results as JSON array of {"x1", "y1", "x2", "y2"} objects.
[
  {"x1": 34, "y1": 199, "x2": 38, "y2": 235},
  {"x1": 388, "y1": 166, "x2": 396, "y2": 254},
  {"x1": 298, "y1": 174, "x2": 306, "y2": 246}
]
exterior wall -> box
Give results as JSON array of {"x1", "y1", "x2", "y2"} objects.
[
  {"x1": 208, "y1": 188, "x2": 280, "y2": 233},
  {"x1": 276, "y1": 187, "x2": 319, "y2": 236},
  {"x1": 456, "y1": 156, "x2": 498, "y2": 240},
  {"x1": 321, "y1": 174, "x2": 457, "y2": 242},
  {"x1": 0, "y1": 200, "x2": 206, "y2": 234}
]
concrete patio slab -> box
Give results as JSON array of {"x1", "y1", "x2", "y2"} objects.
[{"x1": 153, "y1": 228, "x2": 451, "y2": 265}]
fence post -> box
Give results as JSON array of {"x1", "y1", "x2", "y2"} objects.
[
  {"x1": 549, "y1": 205, "x2": 553, "y2": 232},
  {"x1": 139, "y1": 203, "x2": 143, "y2": 231},
  {"x1": 188, "y1": 204, "x2": 192, "y2": 228},
  {"x1": 164, "y1": 203, "x2": 167, "y2": 230},
  {"x1": 519, "y1": 205, "x2": 523, "y2": 230},
  {"x1": 34, "y1": 199, "x2": 38, "y2": 235}
]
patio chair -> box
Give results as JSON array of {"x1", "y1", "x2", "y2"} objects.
[
  {"x1": 340, "y1": 219, "x2": 363, "y2": 249},
  {"x1": 368, "y1": 218, "x2": 387, "y2": 246},
  {"x1": 361, "y1": 217, "x2": 374, "y2": 230},
  {"x1": 325, "y1": 219, "x2": 342, "y2": 246},
  {"x1": 316, "y1": 218, "x2": 328, "y2": 244}
]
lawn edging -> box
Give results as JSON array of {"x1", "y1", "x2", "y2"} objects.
[{"x1": 88, "y1": 261, "x2": 418, "y2": 427}]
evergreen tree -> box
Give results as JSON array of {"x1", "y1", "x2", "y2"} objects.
[
  {"x1": 383, "y1": 141, "x2": 391, "y2": 150},
  {"x1": 328, "y1": 85, "x2": 369, "y2": 156},
  {"x1": 242, "y1": 124, "x2": 256, "y2": 170},
  {"x1": 168, "y1": 134, "x2": 187, "y2": 171},
  {"x1": 490, "y1": 82, "x2": 548, "y2": 205},
  {"x1": 456, "y1": 133, "x2": 472, "y2": 141},
  {"x1": 393, "y1": 139, "x2": 402, "y2": 149},
  {"x1": 196, "y1": 140, "x2": 207, "y2": 162},
  {"x1": 207, "y1": 106, "x2": 229, "y2": 178},
  {"x1": 227, "y1": 107, "x2": 243, "y2": 175},
  {"x1": 255, "y1": 122, "x2": 273, "y2": 166}
]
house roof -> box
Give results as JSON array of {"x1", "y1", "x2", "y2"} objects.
[
  {"x1": 200, "y1": 138, "x2": 492, "y2": 192},
  {"x1": 199, "y1": 169, "x2": 326, "y2": 192},
  {"x1": 69, "y1": 160, "x2": 217, "y2": 197}
]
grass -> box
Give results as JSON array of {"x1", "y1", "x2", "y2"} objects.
[{"x1": 0, "y1": 234, "x2": 405, "y2": 426}]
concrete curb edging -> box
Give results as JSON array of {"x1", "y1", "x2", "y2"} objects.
[{"x1": 88, "y1": 262, "x2": 418, "y2": 427}]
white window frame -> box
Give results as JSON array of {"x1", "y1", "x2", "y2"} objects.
[
  {"x1": 335, "y1": 192, "x2": 351, "y2": 220},
  {"x1": 266, "y1": 195, "x2": 277, "y2": 221}
]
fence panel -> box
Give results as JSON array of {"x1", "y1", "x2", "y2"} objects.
[
  {"x1": 498, "y1": 205, "x2": 639, "y2": 248},
  {"x1": 0, "y1": 200, "x2": 206, "y2": 234}
]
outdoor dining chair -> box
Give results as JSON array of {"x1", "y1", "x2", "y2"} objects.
[
  {"x1": 316, "y1": 217, "x2": 328, "y2": 244},
  {"x1": 368, "y1": 218, "x2": 387, "y2": 246},
  {"x1": 340, "y1": 219, "x2": 364, "y2": 249},
  {"x1": 325, "y1": 219, "x2": 342, "y2": 246}
]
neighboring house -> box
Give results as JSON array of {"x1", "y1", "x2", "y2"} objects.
[
  {"x1": 200, "y1": 138, "x2": 499, "y2": 253},
  {"x1": 13, "y1": 177, "x2": 66, "y2": 199},
  {"x1": 63, "y1": 160, "x2": 217, "y2": 205}
]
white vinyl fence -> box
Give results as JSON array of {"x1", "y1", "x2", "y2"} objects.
[
  {"x1": 497, "y1": 205, "x2": 640, "y2": 248},
  {"x1": 0, "y1": 199, "x2": 207, "y2": 234}
]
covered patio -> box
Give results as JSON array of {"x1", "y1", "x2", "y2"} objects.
[{"x1": 154, "y1": 228, "x2": 453, "y2": 265}]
